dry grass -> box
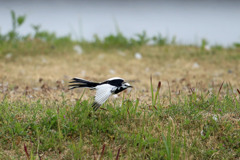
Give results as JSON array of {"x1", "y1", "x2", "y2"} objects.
[
  {"x1": 1, "y1": 45, "x2": 240, "y2": 101},
  {"x1": 0, "y1": 44, "x2": 240, "y2": 159}
]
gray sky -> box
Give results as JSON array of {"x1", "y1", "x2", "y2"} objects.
[{"x1": 0, "y1": 0, "x2": 240, "y2": 46}]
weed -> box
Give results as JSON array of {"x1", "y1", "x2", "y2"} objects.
[
  {"x1": 7, "y1": 10, "x2": 26, "y2": 42},
  {"x1": 150, "y1": 75, "x2": 161, "y2": 108},
  {"x1": 152, "y1": 33, "x2": 168, "y2": 46}
]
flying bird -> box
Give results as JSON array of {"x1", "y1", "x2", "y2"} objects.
[{"x1": 69, "y1": 77, "x2": 132, "y2": 111}]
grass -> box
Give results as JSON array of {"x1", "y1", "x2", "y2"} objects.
[
  {"x1": 0, "y1": 84, "x2": 239, "y2": 159},
  {"x1": 0, "y1": 10, "x2": 240, "y2": 159}
]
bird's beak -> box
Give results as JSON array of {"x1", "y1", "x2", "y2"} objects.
[{"x1": 125, "y1": 82, "x2": 133, "y2": 88}]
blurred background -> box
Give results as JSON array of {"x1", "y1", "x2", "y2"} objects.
[
  {"x1": 1, "y1": 0, "x2": 240, "y2": 102},
  {"x1": 1, "y1": 0, "x2": 240, "y2": 46}
]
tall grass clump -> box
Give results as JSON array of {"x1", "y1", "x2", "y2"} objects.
[
  {"x1": 150, "y1": 75, "x2": 161, "y2": 108},
  {"x1": 0, "y1": 11, "x2": 74, "y2": 57},
  {"x1": 6, "y1": 10, "x2": 26, "y2": 42}
]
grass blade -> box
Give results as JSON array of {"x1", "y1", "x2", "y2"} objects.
[
  {"x1": 99, "y1": 144, "x2": 106, "y2": 160},
  {"x1": 153, "y1": 81, "x2": 161, "y2": 107},
  {"x1": 24, "y1": 144, "x2": 30, "y2": 160},
  {"x1": 167, "y1": 81, "x2": 172, "y2": 105},
  {"x1": 237, "y1": 89, "x2": 240, "y2": 95},
  {"x1": 217, "y1": 81, "x2": 224, "y2": 97},
  {"x1": 150, "y1": 75, "x2": 154, "y2": 106},
  {"x1": 116, "y1": 147, "x2": 121, "y2": 160},
  {"x1": 162, "y1": 134, "x2": 170, "y2": 160}
]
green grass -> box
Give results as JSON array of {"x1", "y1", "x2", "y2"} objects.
[{"x1": 0, "y1": 87, "x2": 239, "y2": 159}]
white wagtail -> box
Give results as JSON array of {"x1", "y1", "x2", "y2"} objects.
[{"x1": 69, "y1": 77, "x2": 132, "y2": 111}]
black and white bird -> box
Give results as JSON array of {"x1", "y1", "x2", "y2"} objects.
[{"x1": 69, "y1": 77, "x2": 132, "y2": 111}]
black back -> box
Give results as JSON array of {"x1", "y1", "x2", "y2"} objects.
[{"x1": 101, "y1": 79, "x2": 124, "y2": 87}]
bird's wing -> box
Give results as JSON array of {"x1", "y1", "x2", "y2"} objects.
[{"x1": 92, "y1": 84, "x2": 114, "y2": 111}]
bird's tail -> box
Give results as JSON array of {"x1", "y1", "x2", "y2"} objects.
[{"x1": 69, "y1": 78, "x2": 99, "y2": 90}]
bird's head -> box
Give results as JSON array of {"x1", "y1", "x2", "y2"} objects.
[{"x1": 122, "y1": 82, "x2": 133, "y2": 89}]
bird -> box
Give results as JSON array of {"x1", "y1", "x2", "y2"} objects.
[{"x1": 69, "y1": 77, "x2": 132, "y2": 111}]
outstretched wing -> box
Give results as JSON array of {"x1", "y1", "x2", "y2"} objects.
[{"x1": 92, "y1": 84, "x2": 114, "y2": 111}]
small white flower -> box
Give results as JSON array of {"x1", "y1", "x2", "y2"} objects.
[
  {"x1": 201, "y1": 130, "x2": 204, "y2": 136},
  {"x1": 135, "y1": 52, "x2": 142, "y2": 60},
  {"x1": 73, "y1": 45, "x2": 83, "y2": 55},
  {"x1": 5, "y1": 53, "x2": 12, "y2": 59},
  {"x1": 109, "y1": 69, "x2": 115, "y2": 74},
  {"x1": 204, "y1": 45, "x2": 211, "y2": 51},
  {"x1": 192, "y1": 62, "x2": 200, "y2": 69},
  {"x1": 212, "y1": 115, "x2": 218, "y2": 121}
]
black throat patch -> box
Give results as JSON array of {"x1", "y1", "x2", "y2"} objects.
[{"x1": 113, "y1": 87, "x2": 127, "y2": 94}]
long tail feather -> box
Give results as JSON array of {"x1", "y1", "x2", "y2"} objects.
[
  {"x1": 69, "y1": 78, "x2": 93, "y2": 84},
  {"x1": 69, "y1": 78, "x2": 99, "y2": 90}
]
